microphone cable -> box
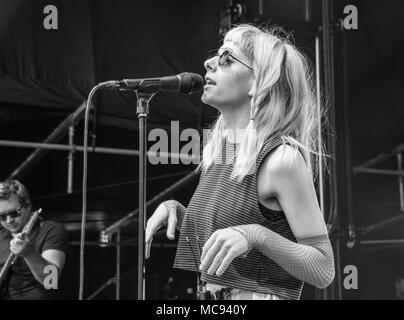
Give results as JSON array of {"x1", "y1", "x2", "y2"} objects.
[
  {"x1": 79, "y1": 83, "x2": 105, "y2": 300},
  {"x1": 185, "y1": 236, "x2": 212, "y2": 300}
]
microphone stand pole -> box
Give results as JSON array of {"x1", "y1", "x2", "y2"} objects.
[{"x1": 135, "y1": 91, "x2": 155, "y2": 300}]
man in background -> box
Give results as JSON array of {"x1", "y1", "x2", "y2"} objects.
[{"x1": 0, "y1": 179, "x2": 68, "y2": 299}]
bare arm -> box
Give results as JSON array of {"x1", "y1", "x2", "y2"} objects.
[
  {"x1": 24, "y1": 249, "x2": 65, "y2": 285},
  {"x1": 237, "y1": 145, "x2": 335, "y2": 288},
  {"x1": 10, "y1": 236, "x2": 65, "y2": 286}
]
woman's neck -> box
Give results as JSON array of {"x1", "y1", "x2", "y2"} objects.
[{"x1": 221, "y1": 105, "x2": 250, "y2": 144}]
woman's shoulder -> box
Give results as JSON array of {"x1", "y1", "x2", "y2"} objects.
[
  {"x1": 257, "y1": 142, "x2": 312, "y2": 203},
  {"x1": 259, "y1": 142, "x2": 308, "y2": 182}
]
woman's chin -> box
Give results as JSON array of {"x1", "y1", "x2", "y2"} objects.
[
  {"x1": 201, "y1": 92, "x2": 213, "y2": 105},
  {"x1": 201, "y1": 92, "x2": 218, "y2": 107}
]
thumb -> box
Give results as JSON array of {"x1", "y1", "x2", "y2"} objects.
[
  {"x1": 145, "y1": 217, "x2": 161, "y2": 244},
  {"x1": 146, "y1": 236, "x2": 152, "y2": 259},
  {"x1": 166, "y1": 208, "x2": 178, "y2": 240}
]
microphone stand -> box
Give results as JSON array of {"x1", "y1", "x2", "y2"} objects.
[
  {"x1": 135, "y1": 91, "x2": 155, "y2": 300},
  {"x1": 97, "y1": 74, "x2": 202, "y2": 300}
]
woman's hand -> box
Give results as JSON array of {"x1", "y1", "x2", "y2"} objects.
[
  {"x1": 145, "y1": 203, "x2": 178, "y2": 259},
  {"x1": 200, "y1": 227, "x2": 250, "y2": 276}
]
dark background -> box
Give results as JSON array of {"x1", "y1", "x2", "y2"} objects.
[{"x1": 0, "y1": 0, "x2": 403, "y2": 299}]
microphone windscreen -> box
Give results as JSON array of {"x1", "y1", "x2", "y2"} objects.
[{"x1": 178, "y1": 72, "x2": 204, "y2": 94}]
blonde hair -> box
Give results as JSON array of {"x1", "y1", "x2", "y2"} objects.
[{"x1": 200, "y1": 24, "x2": 325, "y2": 182}]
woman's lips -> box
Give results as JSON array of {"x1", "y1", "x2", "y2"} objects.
[{"x1": 205, "y1": 76, "x2": 216, "y2": 86}]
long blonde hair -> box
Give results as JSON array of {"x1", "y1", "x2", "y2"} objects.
[{"x1": 200, "y1": 24, "x2": 325, "y2": 182}]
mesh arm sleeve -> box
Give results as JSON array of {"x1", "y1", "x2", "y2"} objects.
[
  {"x1": 161, "y1": 200, "x2": 187, "y2": 230},
  {"x1": 234, "y1": 224, "x2": 335, "y2": 289}
]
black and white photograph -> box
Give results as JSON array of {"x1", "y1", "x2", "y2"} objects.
[{"x1": 0, "y1": 0, "x2": 403, "y2": 306}]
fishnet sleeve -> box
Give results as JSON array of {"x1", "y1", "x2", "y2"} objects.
[
  {"x1": 161, "y1": 200, "x2": 187, "y2": 231},
  {"x1": 235, "y1": 224, "x2": 335, "y2": 289}
]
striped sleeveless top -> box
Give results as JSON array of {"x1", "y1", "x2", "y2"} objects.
[{"x1": 174, "y1": 135, "x2": 304, "y2": 300}]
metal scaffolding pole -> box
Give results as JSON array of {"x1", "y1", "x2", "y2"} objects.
[
  {"x1": 7, "y1": 101, "x2": 87, "y2": 180},
  {"x1": 86, "y1": 277, "x2": 117, "y2": 300},
  {"x1": 361, "y1": 213, "x2": 404, "y2": 237},
  {"x1": 116, "y1": 229, "x2": 121, "y2": 300},
  {"x1": 87, "y1": 171, "x2": 199, "y2": 300},
  {"x1": 67, "y1": 125, "x2": 75, "y2": 193},
  {"x1": 352, "y1": 143, "x2": 404, "y2": 240},
  {"x1": 354, "y1": 144, "x2": 404, "y2": 174},
  {"x1": 0, "y1": 139, "x2": 140, "y2": 155},
  {"x1": 321, "y1": 0, "x2": 339, "y2": 239},
  {"x1": 315, "y1": 34, "x2": 325, "y2": 222},
  {"x1": 100, "y1": 170, "x2": 199, "y2": 243},
  {"x1": 0, "y1": 139, "x2": 199, "y2": 163},
  {"x1": 320, "y1": 0, "x2": 342, "y2": 301},
  {"x1": 398, "y1": 154, "x2": 404, "y2": 211},
  {"x1": 361, "y1": 239, "x2": 404, "y2": 246},
  {"x1": 353, "y1": 167, "x2": 404, "y2": 177}
]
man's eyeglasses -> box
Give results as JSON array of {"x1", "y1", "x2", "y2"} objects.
[
  {"x1": 208, "y1": 48, "x2": 253, "y2": 71},
  {"x1": 0, "y1": 206, "x2": 23, "y2": 222}
]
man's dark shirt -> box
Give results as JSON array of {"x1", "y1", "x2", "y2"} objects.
[{"x1": 0, "y1": 219, "x2": 68, "y2": 300}]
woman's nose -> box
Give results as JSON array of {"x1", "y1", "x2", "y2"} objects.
[
  {"x1": 204, "y1": 56, "x2": 217, "y2": 72},
  {"x1": 6, "y1": 215, "x2": 13, "y2": 223}
]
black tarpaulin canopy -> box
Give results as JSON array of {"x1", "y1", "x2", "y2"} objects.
[{"x1": 0, "y1": 0, "x2": 221, "y2": 128}]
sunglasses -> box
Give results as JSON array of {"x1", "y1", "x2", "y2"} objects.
[
  {"x1": 0, "y1": 206, "x2": 23, "y2": 222},
  {"x1": 208, "y1": 48, "x2": 253, "y2": 71}
]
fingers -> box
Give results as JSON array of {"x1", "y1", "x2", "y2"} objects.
[
  {"x1": 166, "y1": 208, "x2": 178, "y2": 240},
  {"x1": 145, "y1": 212, "x2": 164, "y2": 260},
  {"x1": 200, "y1": 228, "x2": 249, "y2": 276},
  {"x1": 9, "y1": 245, "x2": 17, "y2": 255},
  {"x1": 145, "y1": 218, "x2": 161, "y2": 244},
  {"x1": 215, "y1": 250, "x2": 236, "y2": 276},
  {"x1": 10, "y1": 237, "x2": 25, "y2": 247},
  {"x1": 201, "y1": 231, "x2": 218, "y2": 262},
  {"x1": 145, "y1": 236, "x2": 153, "y2": 259},
  {"x1": 145, "y1": 219, "x2": 159, "y2": 260},
  {"x1": 145, "y1": 203, "x2": 177, "y2": 259},
  {"x1": 10, "y1": 237, "x2": 29, "y2": 256},
  {"x1": 9, "y1": 240, "x2": 16, "y2": 252},
  {"x1": 200, "y1": 233, "x2": 221, "y2": 271},
  {"x1": 145, "y1": 219, "x2": 153, "y2": 260},
  {"x1": 207, "y1": 246, "x2": 228, "y2": 275},
  {"x1": 145, "y1": 204, "x2": 168, "y2": 242}
]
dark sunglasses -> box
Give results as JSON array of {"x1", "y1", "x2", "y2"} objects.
[
  {"x1": 208, "y1": 48, "x2": 253, "y2": 71},
  {"x1": 0, "y1": 206, "x2": 23, "y2": 222}
]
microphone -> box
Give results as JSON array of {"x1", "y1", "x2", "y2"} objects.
[{"x1": 100, "y1": 72, "x2": 204, "y2": 94}]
